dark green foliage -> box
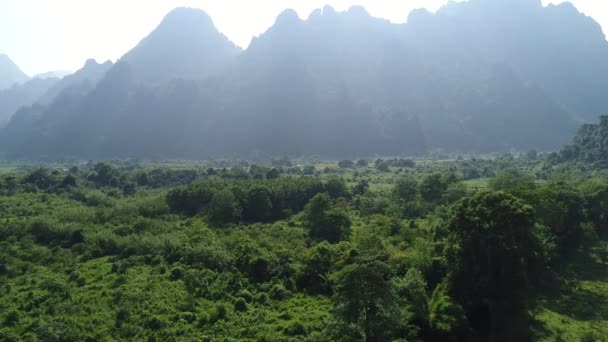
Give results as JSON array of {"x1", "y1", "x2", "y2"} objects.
[
  {"x1": 297, "y1": 241, "x2": 337, "y2": 294},
  {"x1": 208, "y1": 188, "x2": 241, "y2": 226},
  {"x1": 166, "y1": 181, "x2": 219, "y2": 215},
  {"x1": 234, "y1": 297, "x2": 248, "y2": 312},
  {"x1": 302, "y1": 193, "x2": 351, "y2": 243},
  {"x1": 420, "y1": 172, "x2": 457, "y2": 203},
  {"x1": 356, "y1": 160, "x2": 369, "y2": 167},
  {"x1": 231, "y1": 239, "x2": 272, "y2": 283},
  {"x1": 529, "y1": 187, "x2": 586, "y2": 255},
  {"x1": 324, "y1": 176, "x2": 348, "y2": 199},
  {"x1": 269, "y1": 284, "x2": 292, "y2": 300},
  {"x1": 283, "y1": 320, "x2": 307, "y2": 336},
  {"x1": 338, "y1": 160, "x2": 355, "y2": 169},
  {"x1": 331, "y1": 258, "x2": 406, "y2": 341},
  {"x1": 490, "y1": 169, "x2": 537, "y2": 194},
  {"x1": 446, "y1": 191, "x2": 541, "y2": 341},
  {"x1": 560, "y1": 116, "x2": 608, "y2": 163},
  {"x1": 393, "y1": 175, "x2": 419, "y2": 203},
  {"x1": 22, "y1": 168, "x2": 60, "y2": 191},
  {"x1": 166, "y1": 176, "x2": 331, "y2": 222},
  {"x1": 375, "y1": 160, "x2": 390, "y2": 172},
  {"x1": 242, "y1": 185, "x2": 273, "y2": 222},
  {"x1": 302, "y1": 165, "x2": 316, "y2": 175},
  {"x1": 585, "y1": 183, "x2": 608, "y2": 236},
  {"x1": 352, "y1": 179, "x2": 369, "y2": 196}
]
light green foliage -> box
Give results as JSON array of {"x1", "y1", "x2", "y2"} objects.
[
  {"x1": 1, "y1": 156, "x2": 608, "y2": 341},
  {"x1": 427, "y1": 283, "x2": 465, "y2": 335}
]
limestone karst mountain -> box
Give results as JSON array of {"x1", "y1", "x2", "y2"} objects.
[{"x1": 1, "y1": 1, "x2": 607, "y2": 158}]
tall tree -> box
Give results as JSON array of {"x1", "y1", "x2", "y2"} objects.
[
  {"x1": 446, "y1": 191, "x2": 540, "y2": 341},
  {"x1": 331, "y1": 258, "x2": 405, "y2": 342},
  {"x1": 302, "y1": 193, "x2": 351, "y2": 243}
]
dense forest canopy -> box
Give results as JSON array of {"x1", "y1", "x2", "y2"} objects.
[
  {"x1": 1, "y1": 142, "x2": 608, "y2": 340},
  {"x1": 1, "y1": 0, "x2": 608, "y2": 158},
  {"x1": 557, "y1": 116, "x2": 608, "y2": 164}
]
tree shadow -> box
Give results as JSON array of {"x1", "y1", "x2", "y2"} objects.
[
  {"x1": 541, "y1": 241, "x2": 608, "y2": 321},
  {"x1": 545, "y1": 286, "x2": 608, "y2": 321}
]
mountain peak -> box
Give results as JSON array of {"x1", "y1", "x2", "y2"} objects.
[
  {"x1": 275, "y1": 9, "x2": 301, "y2": 27},
  {"x1": 119, "y1": 7, "x2": 240, "y2": 83},
  {"x1": 159, "y1": 7, "x2": 214, "y2": 30},
  {"x1": 84, "y1": 58, "x2": 101, "y2": 68},
  {"x1": 408, "y1": 8, "x2": 433, "y2": 24},
  {"x1": 346, "y1": 5, "x2": 371, "y2": 18},
  {"x1": 323, "y1": 5, "x2": 337, "y2": 16},
  {"x1": 0, "y1": 54, "x2": 30, "y2": 90}
]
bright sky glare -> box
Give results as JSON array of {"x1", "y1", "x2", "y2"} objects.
[{"x1": 0, "y1": 0, "x2": 606, "y2": 75}]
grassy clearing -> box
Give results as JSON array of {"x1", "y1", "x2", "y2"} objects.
[{"x1": 534, "y1": 241, "x2": 608, "y2": 341}]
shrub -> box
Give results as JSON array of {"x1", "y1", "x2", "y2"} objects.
[
  {"x1": 208, "y1": 304, "x2": 228, "y2": 323},
  {"x1": 254, "y1": 293, "x2": 269, "y2": 306},
  {"x1": 284, "y1": 321, "x2": 307, "y2": 336},
  {"x1": 237, "y1": 290, "x2": 254, "y2": 303},
  {"x1": 269, "y1": 284, "x2": 292, "y2": 300},
  {"x1": 234, "y1": 298, "x2": 248, "y2": 312}
]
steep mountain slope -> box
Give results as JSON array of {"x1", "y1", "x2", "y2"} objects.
[
  {"x1": 2, "y1": 1, "x2": 607, "y2": 158},
  {"x1": 0, "y1": 77, "x2": 59, "y2": 126},
  {"x1": 0, "y1": 8, "x2": 244, "y2": 159},
  {"x1": 423, "y1": 0, "x2": 608, "y2": 121},
  {"x1": 223, "y1": 4, "x2": 576, "y2": 152},
  {"x1": 0, "y1": 59, "x2": 112, "y2": 128},
  {"x1": 0, "y1": 54, "x2": 30, "y2": 90},
  {"x1": 120, "y1": 7, "x2": 241, "y2": 83},
  {"x1": 37, "y1": 59, "x2": 113, "y2": 105}
]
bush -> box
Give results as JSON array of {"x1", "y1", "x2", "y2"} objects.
[
  {"x1": 254, "y1": 293, "x2": 269, "y2": 305},
  {"x1": 144, "y1": 316, "x2": 166, "y2": 330},
  {"x1": 234, "y1": 298, "x2": 248, "y2": 312},
  {"x1": 208, "y1": 188, "x2": 242, "y2": 226},
  {"x1": 269, "y1": 284, "x2": 292, "y2": 300},
  {"x1": 209, "y1": 304, "x2": 228, "y2": 323},
  {"x1": 3, "y1": 310, "x2": 19, "y2": 327},
  {"x1": 284, "y1": 321, "x2": 307, "y2": 336},
  {"x1": 237, "y1": 290, "x2": 254, "y2": 303},
  {"x1": 302, "y1": 193, "x2": 351, "y2": 243},
  {"x1": 170, "y1": 266, "x2": 185, "y2": 281}
]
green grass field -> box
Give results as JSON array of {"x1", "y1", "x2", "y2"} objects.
[{"x1": 534, "y1": 242, "x2": 608, "y2": 341}]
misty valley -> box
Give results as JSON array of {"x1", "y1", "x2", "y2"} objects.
[{"x1": 1, "y1": 0, "x2": 608, "y2": 341}]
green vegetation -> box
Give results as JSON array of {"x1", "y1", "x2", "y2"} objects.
[{"x1": 0, "y1": 154, "x2": 607, "y2": 341}]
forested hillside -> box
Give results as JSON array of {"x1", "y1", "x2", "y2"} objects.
[{"x1": 1, "y1": 0, "x2": 607, "y2": 158}]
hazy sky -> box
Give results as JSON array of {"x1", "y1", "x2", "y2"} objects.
[{"x1": 0, "y1": 0, "x2": 606, "y2": 75}]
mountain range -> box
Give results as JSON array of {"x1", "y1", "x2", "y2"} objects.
[{"x1": 1, "y1": 0, "x2": 607, "y2": 159}]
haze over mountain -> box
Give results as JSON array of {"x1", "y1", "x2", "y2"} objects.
[
  {"x1": 0, "y1": 54, "x2": 30, "y2": 90},
  {"x1": 1, "y1": 0, "x2": 607, "y2": 159},
  {"x1": 120, "y1": 7, "x2": 241, "y2": 83},
  {"x1": 34, "y1": 70, "x2": 73, "y2": 80},
  {"x1": 36, "y1": 59, "x2": 113, "y2": 105},
  {"x1": 0, "y1": 77, "x2": 59, "y2": 126}
]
